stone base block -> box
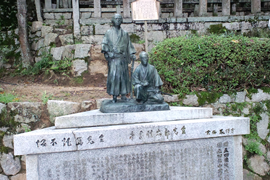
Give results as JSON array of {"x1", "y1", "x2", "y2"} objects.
[
  {"x1": 55, "y1": 106, "x2": 213, "y2": 129},
  {"x1": 100, "y1": 99, "x2": 170, "y2": 113},
  {"x1": 26, "y1": 136, "x2": 243, "y2": 180}
]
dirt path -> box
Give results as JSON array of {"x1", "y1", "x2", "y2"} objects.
[{"x1": 0, "y1": 82, "x2": 111, "y2": 103}]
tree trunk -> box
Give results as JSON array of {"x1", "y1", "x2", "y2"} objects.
[{"x1": 17, "y1": 0, "x2": 33, "y2": 68}]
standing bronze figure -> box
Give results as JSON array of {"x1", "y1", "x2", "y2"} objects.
[{"x1": 101, "y1": 14, "x2": 136, "y2": 103}]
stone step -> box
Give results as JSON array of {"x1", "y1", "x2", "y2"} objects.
[
  {"x1": 55, "y1": 106, "x2": 213, "y2": 129},
  {"x1": 14, "y1": 116, "x2": 249, "y2": 156}
]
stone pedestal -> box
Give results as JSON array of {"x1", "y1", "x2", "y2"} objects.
[{"x1": 14, "y1": 107, "x2": 249, "y2": 180}]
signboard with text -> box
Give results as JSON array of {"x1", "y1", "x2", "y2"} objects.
[{"x1": 131, "y1": 0, "x2": 160, "y2": 21}]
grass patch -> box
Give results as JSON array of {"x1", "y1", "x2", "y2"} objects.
[{"x1": 0, "y1": 93, "x2": 19, "y2": 104}]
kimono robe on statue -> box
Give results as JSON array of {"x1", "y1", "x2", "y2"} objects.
[
  {"x1": 132, "y1": 63, "x2": 164, "y2": 103},
  {"x1": 101, "y1": 27, "x2": 136, "y2": 96}
]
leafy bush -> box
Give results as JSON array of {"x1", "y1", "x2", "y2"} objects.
[
  {"x1": 149, "y1": 35, "x2": 270, "y2": 95},
  {"x1": 19, "y1": 53, "x2": 73, "y2": 76},
  {"x1": 245, "y1": 140, "x2": 263, "y2": 155},
  {"x1": 0, "y1": 0, "x2": 17, "y2": 31},
  {"x1": 0, "y1": 93, "x2": 19, "y2": 104}
]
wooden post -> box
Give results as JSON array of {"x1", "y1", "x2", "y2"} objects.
[
  {"x1": 231, "y1": 3, "x2": 236, "y2": 14},
  {"x1": 174, "y1": 0, "x2": 182, "y2": 17},
  {"x1": 94, "y1": 0, "x2": 101, "y2": 17},
  {"x1": 35, "y1": 0, "x2": 43, "y2": 22},
  {"x1": 63, "y1": 0, "x2": 68, "y2": 8},
  {"x1": 251, "y1": 0, "x2": 261, "y2": 14},
  {"x1": 45, "y1": 0, "x2": 52, "y2": 9},
  {"x1": 68, "y1": 0, "x2": 72, "y2": 8},
  {"x1": 222, "y1": 0, "x2": 230, "y2": 15},
  {"x1": 17, "y1": 0, "x2": 33, "y2": 67},
  {"x1": 123, "y1": 0, "x2": 130, "y2": 18},
  {"x1": 56, "y1": 0, "x2": 59, "y2": 8},
  {"x1": 198, "y1": 0, "x2": 207, "y2": 16},
  {"x1": 72, "y1": 0, "x2": 81, "y2": 40},
  {"x1": 116, "y1": 5, "x2": 121, "y2": 14},
  {"x1": 144, "y1": 21, "x2": 148, "y2": 53}
]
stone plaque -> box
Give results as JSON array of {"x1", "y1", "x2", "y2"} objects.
[
  {"x1": 131, "y1": 0, "x2": 160, "y2": 20},
  {"x1": 14, "y1": 116, "x2": 249, "y2": 155},
  {"x1": 27, "y1": 136, "x2": 243, "y2": 180}
]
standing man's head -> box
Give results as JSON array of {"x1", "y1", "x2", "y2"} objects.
[
  {"x1": 112, "y1": 14, "x2": 123, "y2": 27},
  {"x1": 140, "y1": 51, "x2": 149, "y2": 66}
]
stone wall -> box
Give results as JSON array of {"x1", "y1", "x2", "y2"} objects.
[
  {"x1": 29, "y1": 14, "x2": 269, "y2": 77},
  {"x1": 0, "y1": 99, "x2": 96, "y2": 179},
  {"x1": 1, "y1": 89, "x2": 270, "y2": 179}
]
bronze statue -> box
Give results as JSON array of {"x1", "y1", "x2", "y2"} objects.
[
  {"x1": 133, "y1": 51, "x2": 164, "y2": 104},
  {"x1": 101, "y1": 14, "x2": 136, "y2": 103}
]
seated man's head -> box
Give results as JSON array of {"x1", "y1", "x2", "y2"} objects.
[
  {"x1": 140, "y1": 51, "x2": 148, "y2": 66},
  {"x1": 112, "y1": 14, "x2": 123, "y2": 26}
]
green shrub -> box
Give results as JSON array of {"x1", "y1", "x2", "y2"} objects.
[
  {"x1": 19, "y1": 53, "x2": 73, "y2": 76},
  {"x1": 207, "y1": 24, "x2": 227, "y2": 34},
  {"x1": 149, "y1": 35, "x2": 270, "y2": 95},
  {"x1": 0, "y1": 93, "x2": 19, "y2": 104},
  {"x1": 245, "y1": 140, "x2": 263, "y2": 155}
]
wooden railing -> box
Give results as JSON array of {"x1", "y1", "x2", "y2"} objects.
[{"x1": 35, "y1": 0, "x2": 267, "y2": 22}]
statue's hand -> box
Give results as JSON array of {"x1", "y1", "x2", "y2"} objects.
[
  {"x1": 131, "y1": 54, "x2": 136, "y2": 61},
  {"x1": 141, "y1": 81, "x2": 149, "y2": 86},
  {"x1": 108, "y1": 52, "x2": 114, "y2": 58},
  {"x1": 104, "y1": 53, "x2": 109, "y2": 59}
]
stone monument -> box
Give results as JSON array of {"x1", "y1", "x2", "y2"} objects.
[
  {"x1": 14, "y1": 107, "x2": 249, "y2": 179},
  {"x1": 13, "y1": 14, "x2": 250, "y2": 180}
]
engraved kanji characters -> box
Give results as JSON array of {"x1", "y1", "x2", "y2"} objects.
[
  {"x1": 156, "y1": 129, "x2": 162, "y2": 136},
  {"x1": 146, "y1": 130, "x2": 153, "y2": 138},
  {"x1": 50, "y1": 138, "x2": 57, "y2": 146},
  {"x1": 99, "y1": 134, "x2": 104, "y2": 142},
  {"x1": 173, "y1": 127, "x2": 178, "y2": 135},
  {"x1": 181, "y1": 126, "x2": 186, "y2": 134},
  {"x1": 36, "y1": 139, "x2": 46, "y2": 147},
  {"x1": 87, "y1": 136, "x2": 95, "y2": 144},
  {"x1": 76, "y1": 137, "x2": 83, "y2": 146},
  {"x1": 129, "y1": 131, "x2": 135, "y2": 141},
  {"x1": 165, "y1": 128, "x2": 170, "y2": 139},
  {"x1": 62, "y1": 138, "x2": 72, "y2": 146}
]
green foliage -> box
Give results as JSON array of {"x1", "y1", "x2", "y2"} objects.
[
  {"x1": 0, "y1": 0, "x2": 17, "y2": 31},
  {"x1": 0, "y1": 109, "x2": 20, "y2": 133},
  {"x1": 0, "y1": 31, "x2": 21, "y2": 66},
  {"x1": 18, "y1": 53, "x2": 73, "y2": 76},
  {"x1": 244, "y1": 103, "x2": 264, "y2": 141},
  {"x1": 245, "y1": 140, "x2": 263, "y2": 155},
  {"x1": 207, "y1": 24, "x2": 227, "y2": 34},
  {"x1": 73, "y1": 76, "x2": 84, "y2": 84},
  {"x1": 130, "y1": 34, "x2": 141, "y2": 43},
  {"x1": 56, "y1": 15, "x2": 65, "y2": 26},
  {"x1": 22, "y1": 125, "x2": 31, "y2": 132},
  {"x1": 149, "y1": 35, "x2": 270, "y2": 95},
  {"x1": 196, "y1": 91, "x2": 223, "y2": 106},
  {"x1": 243, "y1": 28, "x2": 270, "y2": 38},
  {"x1": 0, "y1": 93, "x2": 19, "y2": 104},
  {"x1": 41, "y1": 91, "x2": 53, "y2": 105},
  {"x1": 261, "y1": 87, "x2": 270, "y2": 93}
]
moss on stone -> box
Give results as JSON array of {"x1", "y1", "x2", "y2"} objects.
[
  {"x1": 196, "y1": 91, "x2": 223, "y2": 106},
  {"x1": 207, "y1": 24, "x2": 227, "y2": 34},
  {"x1": 129, "y1": 34, "x2": 140, "y2": 43}
]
